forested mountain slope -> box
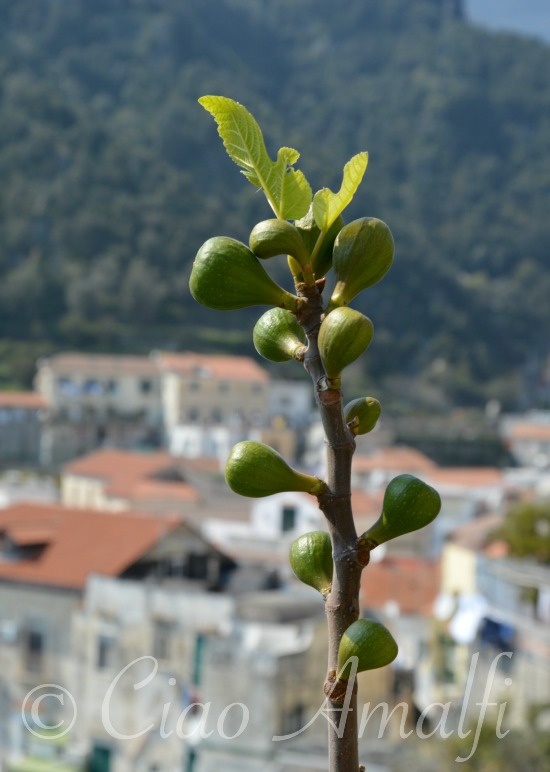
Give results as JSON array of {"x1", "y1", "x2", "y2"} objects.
[{"x1": 1, "y1": 0, "x2": 549, "y2": 406}]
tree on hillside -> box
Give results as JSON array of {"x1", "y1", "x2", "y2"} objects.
[
  {"x1": 494, "y1": 501, "x2": 550, "y2": 563},
  {"x1": 1, "y1": 0, "x2": 549, "y2": 405}
]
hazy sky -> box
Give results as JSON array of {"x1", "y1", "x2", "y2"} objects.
[{"x1": 466, "y1": 0, "x2": 550, "y2": 42}]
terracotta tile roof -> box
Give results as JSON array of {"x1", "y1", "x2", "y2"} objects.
[
  {"x1": 180, "y1": 456, "x2": 222, "y2": 474},
  {"x1": 63, "y1": 448, "x2": 174, "y2": 480},
  {"x1": 424, "y1": 467, "x2": 503, "y2": 487},
  {"x1": 63, "y1": 449, "x2": 200, "y2": 506},
  {"x1": 446, "y1": 513, "x2": 504, "y2": 552},
  {"x1": 484, "y1": 540, "x2": 509, "y2": 558},
  {"x1": 361, "y1": 556, "x2": 440, "y2": 615},
  {"x1": 39, "y1": 353, "x2": 157, "y2": 376},
  {"x1": 0, "y1": 502, "x2": 180, "y2": 590},
  {"x1": 352, "y1": 489, "x2": 384, "y2": 533},
  {"x1": 507, "y1": 423, "x2": 550, "y2": 441},
  {"x1": 6, "y1": 526, "x2": 57, "y2": 546},
  {"x1": 118, "y1": 479, "x2": 199, "y2": 503},
  {"x1": 0, "y1": 391, "x2": 46, "y2": 409},
  {"x1": 353, "y1": 446, "x2": 438, "y2": 474},
  {"x1": 352, "y1": 489, "x2": 383, "y2": 516},
  {"x1": 155, "y1": 351, "x2": 269, "y2": 383}
]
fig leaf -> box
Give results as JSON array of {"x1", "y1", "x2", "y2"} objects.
[
  {"x1": 312, "y1": 152, "x2": 368, "y2": 231},
  {"x1": 199, "y1": 96, "x2": 312, "y2": 220}
]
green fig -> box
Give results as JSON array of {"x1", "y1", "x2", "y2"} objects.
[
  {"x1": 344, "y1": 397, "x2": 381, "y2": 435},
  {"x1": 253, "y1": 308, "x2": 307, "y2": 363},
  {"x1": 225, "y1": 441, "x2": 326, "y2": 498},
  {"x1": 328, "y1": 218, "x2": 394, "y2": 310},
  {"x1": 360, "y1": 473, "x2": 441, "y2": 547},
  {"x1": 318, "y1": 307, "x2": 374, "y2": 381},
  {"x1": 190, "y1": 236, "x2": 300, "y2": 311},
  {"x1": 249, "y1": 219, "x2": 310, "y2": 266},
  {"x1": 338, "y1": 619, "x2": 398, "y2": 680},
  {"x1": 289, "y1": 531, "x2": 333, "y2": 595},
  {"x1": 295, "y1": 206, "x2": 345, "y2": 278}
]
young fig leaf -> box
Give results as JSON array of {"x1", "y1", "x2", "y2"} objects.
[
  {"x1": 289, "y1": 531, "x2": 333, "y2": 595},
  {"x1": 344, "y1": 397, "x2": 381, "y2": 435},
  {"x1": 295, "y1": 206, "x2": 345, "y2": 278},
  {"x1": 360, "y1": 473, "x2": 441, "y2": 547},
  {"x1": 249, "y1": 219, "x2": 310, "y2": 265},
  {"x1": 318, "y1": 307, "x2": 374, "y2": 381},
  {"x1": 328, "y1": 218, "x2": 394, "y2": 310},
  {"x1": 253, "y1": 308, "x2": 307, "y2": 363},
  {"x1": 313, "y1": 152, "x2": 368, "y2": 231},
  {"x1": 338, "y1": 619, "x2": 398, "y2": 680},
  {"x1": 225, "y1": 441, "x2": 326, "y2": 498},
  {"x1": 198, "y1": 96, "x2": 311, "y2": 220},
  {"x1": 190, "y1": 236, "x2": 300, "y2": 311}
]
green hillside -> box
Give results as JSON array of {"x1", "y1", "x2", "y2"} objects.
[{"x1": 0, "y1": 0, "x2": 549, "y2": 407}]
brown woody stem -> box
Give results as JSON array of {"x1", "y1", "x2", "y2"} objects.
[{"x1": 296, "y1": 281, "x2": 364, "y2": 772}]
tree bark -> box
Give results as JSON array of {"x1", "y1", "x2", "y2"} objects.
[{"x1": 297, "y1": 282, "x2": 365, "y2": 772}]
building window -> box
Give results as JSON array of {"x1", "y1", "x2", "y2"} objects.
[
  {"x1": 281, "y1": 704, "x2": 305, "y2": 736},
  {"x1": 219, "y1": 381, "x2": 229, "y2": 393},
  {"x1": 89, "y1": 745, "x2": 112, "y2": 771},
  {"x1": 186, "y1": 552, "x2": 209, "y2": 580},
  {"x1": 188, "y1": 408, "x2": 200, "y2": 423},
  {"x1": 83, "y1": 379, "x2": 102, "y2": 396},
  {"x1": 106, "y1": 379, "x2": 118, "y2": 395},
  {"x1": 140, "y1": 379, "x2": 152, "y2": 394},
  {"x1": 282, "y1": 506, "x2": 297, "y2": 532},
  {"x1": 24, "y1": 629, "x2": 44, "y2": 673},
  {"x1": 153, "y1": 620, "x2": 173, "y2": 661},
  {"x1": 189, "y1": 381, "x2": 200, "y2": 391},
  {"x1": 97, "y1": 635, "x2": 117, "y2": 670},
  {"x1": 211, "y1": 408, "x2": 222, "y2": 423},
  {"x1": 58, "y1": 377, "x2": 76, "y2": 397}
]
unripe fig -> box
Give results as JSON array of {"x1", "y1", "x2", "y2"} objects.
[
  {"x1": 360, "y1": 473, "x2": 441, "y2": 547},
  {"x1": 249, "y1": 219, "x2": 310, "y2": 265},
  {"x1": 225, "y1": 441, "x2": 326, "y2": 498},
  {"x1": 338, "y1": 619, "x2": 398, "y2": 680},
  {"x1": 295, "y1": 207, "x2": 345, "y2": 278},
  {"x1": 328, "y1": 218, "x2": 394, "y2": 310},
  {"x1": 190, "y1": 236, "x2": 300, "y2": 311},
  {"x1": 318, "y1": 307, "x2": 374, "y2": 381},
  {"x1": 289, "y1": 531, "x2": 333, "y2": 595},
  {"x1": 253, "y1": 308, "x2": 307, "y2": 363},
  {"x1": 344, "y1": 397, "x2": 381, "y2": 435}
]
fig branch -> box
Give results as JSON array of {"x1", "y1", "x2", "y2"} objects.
[
  {"x1": 296, "y1": 279, "x2": 364, "y2": 771},
  {"x1": 190, "y1": 95, "x2": 442, "y2": 772}
]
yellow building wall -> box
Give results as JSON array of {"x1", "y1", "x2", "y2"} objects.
[{"x1": 440, "y1": 542, "x2": 477, "y2": 596}]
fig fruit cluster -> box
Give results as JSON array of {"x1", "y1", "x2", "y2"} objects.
[{"x1": 191, "y1": 95, "x2": 441, "y2": 685}]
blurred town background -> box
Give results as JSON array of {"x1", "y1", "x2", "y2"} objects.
[{"x1": 0, "y1": 1, "x2": 549, "y2": 771}]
